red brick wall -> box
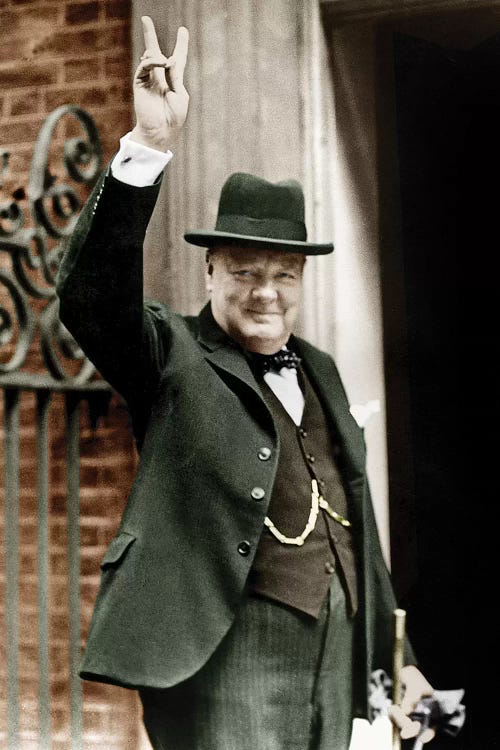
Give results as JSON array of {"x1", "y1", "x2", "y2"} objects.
[
  {"x1": 0, "y1": 0, "x2": 132, "y2": 187},
  {"x1": 0, "y1": 1, "x2": 145, "y2": 748}
]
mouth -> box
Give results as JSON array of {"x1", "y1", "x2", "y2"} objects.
[{"x1": 246, "y1": 309, "x2": 280, "y2": 316}]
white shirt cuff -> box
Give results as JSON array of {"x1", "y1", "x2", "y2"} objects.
[{"x1": 110, "y1": 132, "x2": 173, "y2": 187}]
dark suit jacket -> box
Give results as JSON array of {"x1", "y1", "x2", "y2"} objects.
[{"x1": 56, "y1": 171, "x2": 415, "y2": 719}]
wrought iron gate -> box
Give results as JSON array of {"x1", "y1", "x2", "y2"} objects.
[{"x1": 1, "y1": 106, "x2": 111, "y2": 750}]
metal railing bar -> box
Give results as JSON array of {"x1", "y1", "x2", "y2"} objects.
[
  {"x1": 1, "y1": 106, "x2": 105, "y2": 748},
  {"x1": 65, "y1": 393, "x2": 83, "y2": 750},
  {"x1": 4, "y1": 388, "x2": 20, "y2": 750},
  {"x1": 36, "y1": 390, "x2": 51, "y2": 748},
  {"x1": 0, "y1": 372, "x2": 112, "y2": 393}
]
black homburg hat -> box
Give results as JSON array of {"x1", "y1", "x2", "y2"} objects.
[{"x1": 184, "y1": 172, "x2": 334, "y2": 255}]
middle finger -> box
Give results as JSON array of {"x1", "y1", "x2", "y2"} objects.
[{"x1": 141, "y1": 15, "x2": 162, "y2": 55}]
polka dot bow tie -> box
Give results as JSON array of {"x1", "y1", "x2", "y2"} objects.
[{"x1": 252, "y1": 349, "x2": 302, "y2": 374}]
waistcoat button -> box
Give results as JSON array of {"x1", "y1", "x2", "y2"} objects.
[
  {"x1": 258, "y1": 447, "x2": 271, "y2": 461},
  {"x1": 238, "y1": 541, "x2": 251, "y2": 556},
  {"x1": 251, "y1": 486, "x2": 265, "y2": 501},
  {"x1": 325, "y1": 561, "x2": 335, "y2": 574}
]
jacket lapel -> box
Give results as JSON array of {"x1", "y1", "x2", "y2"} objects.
[
  {"x1": 292, "y1": 336, "x2": 366, "y2": 480},
  {"x1": 196, "y1": 303, "x2": 266, "y2": 405}
]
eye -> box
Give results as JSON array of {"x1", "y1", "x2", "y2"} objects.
[
  {"x1": 233, "y1": 269, "x2": 252, "y2": 277},
  {"x1": 276, "y1": 271, "x2": 296, "y2": 280}
]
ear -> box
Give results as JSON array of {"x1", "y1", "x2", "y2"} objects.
[{"x1": 205, "y1": 264, "x2": 214, "y2": 294}]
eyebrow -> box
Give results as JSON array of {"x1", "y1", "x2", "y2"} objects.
[{"x1": 226, "y1": 256, "x2": 304, "y2": 271}]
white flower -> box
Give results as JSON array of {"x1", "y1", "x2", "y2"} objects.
[{"x1": 349, "y1": 399, "x2": 380, "y2": 428}]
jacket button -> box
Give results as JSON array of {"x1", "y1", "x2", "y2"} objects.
[
  {"x1": 238, "y1": 541, "x2": 251, "y2": 556},
  {"x1": 258, "y1": 447, "x2": 271, "y2": 461},
  {"x1": 251, "y1": 486, "x2": 265, "y2": 501},
  {"x1": 307, "y1": 453, "x2": 315, "y2": 464},
  {"x1": 325, "y1": 561, "x2": 335, "y2": 574}
]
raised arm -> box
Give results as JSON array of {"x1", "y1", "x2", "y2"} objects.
[{"x1": 56, "y1": 17, "x2": 189, "y2": 403}]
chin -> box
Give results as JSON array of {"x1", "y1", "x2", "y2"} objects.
[{"x1": 240, "y1": 328, "x2": 288, "y2": 354}]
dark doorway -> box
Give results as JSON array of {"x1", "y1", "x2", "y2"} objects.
[{"x1": 387, "y1": 27, "x2": 500, "y2": 750}]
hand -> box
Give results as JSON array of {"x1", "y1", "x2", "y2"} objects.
[
  {"x1": 388, "y1": 665, "x2": 435, "y2": 743},
  {"x1": 130, "y1": 16, "x2": 189, "y2": 152}
]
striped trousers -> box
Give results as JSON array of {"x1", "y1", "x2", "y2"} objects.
[{"x1": 139, "y1": 572, "x2": 354, "y2": 750}]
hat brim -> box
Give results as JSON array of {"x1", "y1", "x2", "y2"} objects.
[{"x1": 183, "y1": 230, "x2": 333, "y2": 256}]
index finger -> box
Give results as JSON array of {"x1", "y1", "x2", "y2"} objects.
[
  {"x1": 169, "y1": 26, "x2": 189, "y2": 89},
  {"x1": 141, "y1": 16, "x2": 162, "y2": 55},
  {"x1": 400, "y1": 683, "x2": 433, "y2": 715}
]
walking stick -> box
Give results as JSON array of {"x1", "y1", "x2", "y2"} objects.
[
  {"x1": 369, "y1": 609, "x2": 465, "y2": 749},
  {"x1": 392, "y1": 608, "x2": 406, "y2": 750}
]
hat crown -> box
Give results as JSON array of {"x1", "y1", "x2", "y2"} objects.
[
  {"x1": 217, "y1": 172, "x2": 305, "y2": 229},
  {"x1": 212, "y1": 173, "x2": 307, "y2": 244},
  {"x1": 183, "y1": 171, "x2": 334, "y2": 255}
]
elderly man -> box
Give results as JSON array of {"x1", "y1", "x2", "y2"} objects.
[{"x1": 56, "y1": 16, "x2": 434, "y2": 750}]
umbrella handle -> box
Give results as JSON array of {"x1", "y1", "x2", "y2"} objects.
[{"x1": 392, "y1": 608, "x2": 406, "y2": 750}]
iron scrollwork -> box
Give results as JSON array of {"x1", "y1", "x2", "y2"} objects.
[{"x1": 0, "y1": 105, "x2": 102, "y2": 383}]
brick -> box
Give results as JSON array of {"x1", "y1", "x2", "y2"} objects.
[
  {"x1": 49, "y1": 580, "x2": 70, "y2": 609},
  {"x1": 18, "y1": 611, "x2": 38, "y2": 643},
  {"x1": 0, "y1": 64, "x2": 58, "y2": 89},
  {"x1": 50, "y1": 80, "x2": 130, "y2": 112},
  {"x1": 19, "y1": 642, "x2": 38, "y2": 667},
  {"x1": 81, "y1": 524, "x2": 101, "y2": 547},
  {"x1": 18, "y1": 579, "x2": 39, "y2": 602},
  {"x1": 3, "y1": 5, "x2": 61, "y2": 34},
  {"x1": 0, "y1": 11, "x2": 62, "y2": 65},
  {"x1": 18, "y1": 522, "x2": 38, "y2": 545},
  {"x1": 64, "y1": 57, "x2": 101, "y2": 83},
  {"x1": 105, "y1": 0, "x2": 130, "y2": 20},
  {"x1": 0, "y1": 118, "x2": 49, "y2": 146},
  {"x1": 45, "y1": 84, "x2": 108, "y2": 111},
  {"x1": 81, "y1": 580, "x2": 99, "y2": 608},
  {"x1": 104, "y1": 54, "x2": 126, "y2": 80},
  {"x1": 17, "y1": 678, "x2": 39, "y2": 701},
  {"x1": 32, "y1": 26, "x2": 128, "y2": 58},
  {"x1": 49, "y1": 523, "x2": 68, "y2": 546},
  {"x1": 65, "y1": 1, "x2": 99, "y2": 25},
  {"x1": 81, "y1": 551, "x2": 106, "y2": 575},
  {"x1": 8, "y1": 90, "x2": 43, "y2": 117},
  {"x1": 19, "y1": 548, "x2": 38, "y2": 575}
]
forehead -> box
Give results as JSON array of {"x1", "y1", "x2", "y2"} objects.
[{"x1": 212, "y1": 246, "x2": 305, "y2": 271}]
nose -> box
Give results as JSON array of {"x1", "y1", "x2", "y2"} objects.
[{"x1": 251, "y1": 280, "x2": 278, "y2": 303}]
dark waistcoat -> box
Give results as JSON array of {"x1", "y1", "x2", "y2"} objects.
[{"x1": 249, "y1": 368, "x2": 358, "y2": 618}]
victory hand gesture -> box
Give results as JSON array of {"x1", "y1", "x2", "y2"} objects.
[{"x1": 130, "y1": 16, "x2": 189, "y2": 152}]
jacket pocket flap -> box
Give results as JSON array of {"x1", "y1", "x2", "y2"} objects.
[{"x1": 100, "y1": 532, "x2": 136, "y2": 570}]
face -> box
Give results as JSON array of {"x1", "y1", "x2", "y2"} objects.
[{"x1": 206, "y1": 246, "x2": 305, "y2": 354}]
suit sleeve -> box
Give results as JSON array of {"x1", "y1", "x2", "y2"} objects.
[{"x1": 56, "y1": 168, "x2": 171, "y2": 405}]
